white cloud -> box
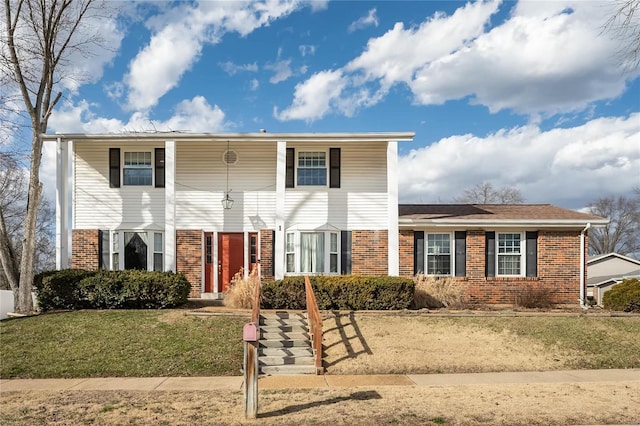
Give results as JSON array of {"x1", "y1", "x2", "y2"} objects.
[
  {"x1": 274, "y1": 70, "x2": 346, "y2": 121},
  {"x1": 124, "y1": 1, "x2": 311, "y2": 111},
  {"x1": 265, "y1": 58, "x2": 293, "y2": 84},
  {"x1": 299, "y1": 44, "x2": 316, "y2": 56},
  {"x1": 277, "y1": 0, "x2": 640, "y2": 121},
  {"x1": 398, "y1": 113, "x2": 640, "y2": 209},
  {"x1": 249, "y1": 78, "x2": 260, "y2": 91},
  {"x1": 348, "y1": 8, "x2": 379, "y2": 33},
  {"x1": 219, "y1": 61, "x2": 259, "y2": 75}
]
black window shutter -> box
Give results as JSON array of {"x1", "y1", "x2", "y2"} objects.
[
  {"x1": 526, "y1": 231, "x2": 538, "y2": 277},
  {"x1": 99, "y1": 230, "x2": 110, "y2": 270},
  {"x1": 414, "y1": 231, "x2": 424, "y2": 274},
  {"x1": 455, "y1": 231, "x2": 466, "y2": 277},
  {"x1": 271, "y1": 230, "x2": 276, "y2": 277},
  {"x1": 341, "y1": 231, "x2": 352, "y2": 274},
  {"x1": 109, "y1": 148, "x2": 120, "y2": 188},
  {"x1": 485, "y1": 231, "x2": 496, "y2": 277},
  {"x1": 155, "y1": 148, "x2": 165, "y2": 188},
  {"x1": 285, "y1": 148, "x2": 295, "y2": 188},
  {"x1": 329, "y1": 148, "x2": 341, "y2": 188}
]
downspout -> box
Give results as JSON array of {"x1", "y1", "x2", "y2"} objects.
[{"x1": 579, "y1": 223, "x2": 591, "y2": 309}]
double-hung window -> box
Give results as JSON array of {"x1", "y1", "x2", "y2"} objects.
[
  {"x1": 286, "y1": 230, "x2": 339, "y2": 274},
  {"x1": 497, "y1": 233, "x2": 522, "y2": 275},
  {"x1": 123, "y1": 152, "x2": 152, "y2": 185},
  {"x1": 426, "y1": 233, "x2": 451, "y2": 275},
  {"x1": 297, "y1": 152, "x2": 326, "y2": 186}
]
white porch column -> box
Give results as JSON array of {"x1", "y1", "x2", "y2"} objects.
[
  {"x1": 164, "y1": 140, "x2": 176, "y2": 272},
  {"x1": 387, "y1": 141, "x2": 399, "y2": 276},
  {"x1": 274, "y1": 141, "x2": 287, "y2": 279},
  {"x1": 55, "y1": 138, "x2": 70, "y2": 269}
]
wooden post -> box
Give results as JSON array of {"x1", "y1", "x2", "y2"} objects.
[{"x1": 243, "y1": 340, "x2": 258, "y2": 419}]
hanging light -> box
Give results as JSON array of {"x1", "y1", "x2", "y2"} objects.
[{"x1": 221, "y1": 140, "x2": 234, "y2": 210}]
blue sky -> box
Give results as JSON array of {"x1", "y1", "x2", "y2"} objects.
[{"x1": 26, "y1": 0, "x2": 640, "y2": 209}]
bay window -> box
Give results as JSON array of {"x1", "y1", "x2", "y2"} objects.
[
  {"x1": 285, "y1": 230, "x2": 340, "y2": 274},
  {"x1": 110, "y1": 230, "x2": 163, "y2": 271}
]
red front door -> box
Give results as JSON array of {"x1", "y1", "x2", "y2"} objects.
[{"x1": 218, "y1": 233, "x2": 244, "y2": 292}]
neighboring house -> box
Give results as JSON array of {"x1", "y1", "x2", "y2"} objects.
[
  {"x1": 398, "y1": 204, "x2": 606, "y2": 305},
  {"x1": 47, "y1": 132, "x2": 413, "y2": 298},
  {"x1": 587, "y1": 253, "x2": 640, "y2": 306},
  {"x1": 46, "y1": 131, "x2": 607, "y2": 306}
]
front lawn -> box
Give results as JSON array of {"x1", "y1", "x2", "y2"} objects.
[{"x1": 1, "y1": 310, "x2": 245, "y2": 378}]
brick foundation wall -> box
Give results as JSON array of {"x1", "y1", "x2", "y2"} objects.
[
  {"x1": 71, "y1": 229, "x2": 100, "y2": 270},
  {"x1": 259, "y1": 229, "x2": 274, "y2": 281},
  {"x1": 352, "y1": 230, "x2": 388, "y2": 275},
  {"x1": 399, "y1": 230, "x2": 414, "y2": 276},
  {"x1": 176, "y1": 230, "x2": 202, "y2": 297},
  {"x1": 398, "y1": 229, "x2": 582, "y2": 305}
]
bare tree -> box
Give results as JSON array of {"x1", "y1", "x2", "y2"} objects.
[
  {"x1": 604, "y1": 0, "x2": 640, "y2": 71},
  {"x1": 454, "y1": 182, "x2": 525, "y2": 204},
  {"x1": 0, "y1": 153, "x2": 54, "y2": 290},
  {"x1": 1, "y1": 0, "x2": 106, "y2": 313},
  {"x1": 587, "y1": 194, "x2": 640, "y2": 257}
]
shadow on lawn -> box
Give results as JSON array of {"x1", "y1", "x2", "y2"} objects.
[
  {"x1": 323, "y1": 312, "x2": 373, "y2": 368},
  {"x1": 258, "y1": 390, "x2": 382, "y2": 418}
]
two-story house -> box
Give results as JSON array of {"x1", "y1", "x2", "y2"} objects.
[{"x1": 47, "y1": 131, "x2": 606, "y2": 306}]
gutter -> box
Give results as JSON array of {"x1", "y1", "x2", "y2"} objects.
[{"x1": 580, "y1": 223, "x2": 591, "y2": 309}]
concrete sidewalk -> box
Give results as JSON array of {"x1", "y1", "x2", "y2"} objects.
[{"x1": 1, "y1": 369, "x2": 638, "y2": 392}]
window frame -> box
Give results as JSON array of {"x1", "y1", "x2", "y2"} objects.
[
  {"x1": 424, "y1": 232, "x2": 454, "y2": 276},
  {"x1": 122, "y1": 151, "x2": 153, "y2": 186},
  {"x1": 495, "y1": 231, "x2": 526, "y2": 277},
  {"x1": 284, "y1": 230, "x2": 340, "y2": 275},
  {"x1": 110, "y1": 230, "x2": 163, "y2": 272},
  {"x1": 296, "y1": 151, "x2": 328, "y2": 187}
]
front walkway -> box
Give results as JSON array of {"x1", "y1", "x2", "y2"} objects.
[{"x1": 2, "y1": 369, "x2": 638, "y2": 392}]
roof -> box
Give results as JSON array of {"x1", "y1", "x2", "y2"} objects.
[
  {"x1": 588, "y1": 270, "x2": 640, "y2": 287},
  {"x1": 41, "y1": 131, "x2": 415, "y2": 143},
  {"x1": 398, "y1": 204, "x2": 608, "y2": 228},
  {"x1": 587, "y1": 252, "x2": 640, "y2": 266}
]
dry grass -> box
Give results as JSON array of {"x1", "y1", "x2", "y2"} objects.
[
  {"x1": 223, "y1": 267, "x2": 259, "y2": 309},
  {"x1": 2, "y1": 382, "x2": 639, "y2": 425},
  {"x1": 412, "y1": 275, "x2": 468, "y2": 309},
  {"x1": 514, "y1": 284, "x2": 555, "y2": 309}
]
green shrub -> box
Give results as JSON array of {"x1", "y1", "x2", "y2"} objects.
[
  {"x1": 603, "y1": 278, "x2": 640, "y2": 312},
  {"x1": 262, "y1": 276, "x2": 414, "y2": 310},
  {"x1": 33, "y1": 269, "x2": 190, "y2": 311},
  {"x1": 34, "y1": 269, "x2": 98, "y2": 311}
]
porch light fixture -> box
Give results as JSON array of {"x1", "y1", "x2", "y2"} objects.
[{"x1": 221, "y1": 140, "x2": 234, "y2": 210}]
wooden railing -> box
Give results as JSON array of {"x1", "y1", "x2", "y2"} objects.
[
  {"x1": 250, "y1": 268, "x2": 261, "y2": 324},
  {"x1": 304, "y1": 276, "x2": 323, "y2": 374}
]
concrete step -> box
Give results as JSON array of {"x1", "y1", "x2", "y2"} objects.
[
  {"x1": 260, "y1": 312, "x2": 307, "y2": 320},
  {"x1": 259, "y1": 347, "x2": 314, "y2": 357},
  {"x1": 259, "y1": 325, "x2": 308, "y2": 333},
  {"x1": 261, "y1": 331, "x2": 309, "y2": 341},
  {"x1": 259, "y1": 339, "x2": 311, "y2": 348},
  {"x1": 259, "y1": 355, "x2": 314, "y2": 366},
  {"x1": 259, "y1": 318, "x2": 308, "y2": 327},
  {"x1": 260, "y1": 364, "x2": 318, "y2": 375}
]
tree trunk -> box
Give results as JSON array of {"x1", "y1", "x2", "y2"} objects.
[
  {"x1": 0, "y1": 208, "x2": 20, "y2": 291},
  {"x1": 15, "y1": 132, "x2": 43, "y2": 314}
]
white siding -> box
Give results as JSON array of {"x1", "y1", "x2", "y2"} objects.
[
  {"x1": 285, "y1": 142, "x2": 388, "y2": 229},
  {"x1": 74, "y1": 142, "x2": 165, "y2": 229},
  {"x1": 175, "y1": 142, "x2": 277, "y2": 231}
]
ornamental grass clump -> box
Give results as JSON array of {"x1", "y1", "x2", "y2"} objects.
[
  {"x1": 412, "y1": 274, "x2": 467, "y2": 309},
  {"x1": 223, "y1": 267, "x2": 260, "y2": 309}
]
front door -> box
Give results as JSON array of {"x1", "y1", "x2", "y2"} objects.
[
  {"x1": 204, "y1": 233, "x2": 214, "y2": 293},
  {"x1": 218, "y1": 233, "x2": 244, "y2": 292}
]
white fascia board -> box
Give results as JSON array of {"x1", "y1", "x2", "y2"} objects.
[
  {"x1": 398, "y1": 219, "x2": 609, "y2": 228},
  {"x1": 587, "y1": 252, "x2": 640, "y2": 266},
  {"x1": 41, "y1": 132, "x2": 415, "y2": 144}
]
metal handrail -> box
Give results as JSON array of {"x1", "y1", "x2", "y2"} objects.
[{"x1": 304, "y1": 276, "x2": 323, "y2": 374}]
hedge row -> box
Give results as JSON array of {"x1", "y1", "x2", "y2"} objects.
[
  {"x1": 34, "y1": 269, "x2": 191, "y2": 311},
  {"x1": 262, "y1": 276, "x2": 415, "y2": 310},
  {"x1": 602, "y1": 278, "x2": 640, "y2": 312}
]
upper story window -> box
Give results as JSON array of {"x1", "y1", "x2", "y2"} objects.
[
  {"x1": 426, "y1": 233, "x2": 451, "y2": 275},
  {"x1": 123, "y1": 152, "x2": 152, "y2": 186},
  {"x1": 497, "y1": 233, "x2": 522, "y2": 275},
  {"x1": 297, "y1": 152, "x2": 327, "y2": 186}
]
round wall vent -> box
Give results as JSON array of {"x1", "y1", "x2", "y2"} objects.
[{"x1": 222, "y1": 149, "x2": 238, "y2": 165}]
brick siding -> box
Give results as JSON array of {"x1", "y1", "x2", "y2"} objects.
[
  {"x1": 352, "y1": 230, "x2": 388, "y2": 275},
  {"x1": 71, "y1": 229, "x2": 100, "y2": 270},
  {"x1": 176, "y1": 229, "x2": 202, "y2": 297},
  {"x1": 399, "y1": 230, "x2": 414, "y2": 276},
  {"x1": 259, "y1": 229, "x2": 274, "y2": 281},
  {"x1": 399, "y1": 229, "x2": 583, "y2": 305}
]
